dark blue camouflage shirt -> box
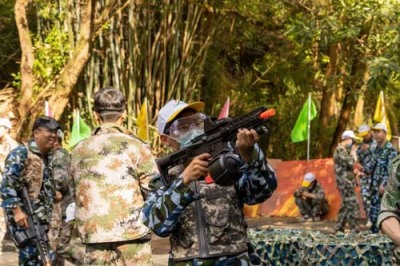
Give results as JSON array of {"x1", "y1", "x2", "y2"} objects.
[
  {"x1": 1, "y1": 139, "x2": 54, "y2": 223},
  {"x1": 356, "y1": 139, "x2": 377, "y2": 176},
  {"x1": 141, "y1": 144, "x2": 277, "y2": 237},
  {"x1": 372, "y1": 141, "x2": 398, "y2": 187}
]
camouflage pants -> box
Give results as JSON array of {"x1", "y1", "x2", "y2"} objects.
[
  {"x1": 0, "y1": 206, "x2": 6, "y2": 251},
  {"x1": 359, "y1": 175, "x2": 371, "y2": 218},
  {"x1": 54, "y1": 220, "x2": 85, "y2": 266},
  {"x1": 49, "y1": 202, "x2": 85, "y2": 266},
  {"x1": 369, "y1": 175, "x2": 384, "y2": 233},
  {"x1": 171, "y1": 251, "x2": 251, "y2": 266},
  {"x1": 369, "y1": 189, "x2": 382, "y2": 233},
  {"x1": 18, "y1": 242, "x2": 55, "y2": 266},
  {"x1": 335, "y1": 186, "x2": 360, "y2": 231},
  {"x1": 295, "y1": 197, "x2": 329, "y2": 218},
  {"x1": 84, "y1": 239, "x2": 152, "y2": 266}
]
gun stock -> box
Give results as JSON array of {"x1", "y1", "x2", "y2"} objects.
[{"x1": 156, "y1": 106, "x2": 275, "y2": 186}]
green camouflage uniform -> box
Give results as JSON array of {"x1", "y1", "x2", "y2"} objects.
[
  {"x1": 70, "y1": 123, "x2": 159, "y2": 265},
  {"x1": 378, "y1": 154, "x2": 400, "y2": 263},
  {"x1": 333, "y1": 145, "x2": 360, "y2": 232},
  {"x1": 142, "y1": 144, "x2": 277, "y2": 265},
  {"x1": 294, "y1": 181, "x2": 329, "y2": 219},
  {"x1": 50, "y1": 147, "x2": 85, "y2": 266},
  {"x1": 0, "y1": 134, "x2": 18, "y2": 251},
  {"x1": 1, "y1": 140, "x2": 55, "y2": 265}
]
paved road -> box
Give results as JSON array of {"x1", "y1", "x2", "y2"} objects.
[{"x1": 0, "y1": 216, "x2": 366, "y2": 265}]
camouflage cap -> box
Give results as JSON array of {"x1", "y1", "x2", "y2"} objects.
[{"x1": 33, "y1": 116, "x2": 61, "y2": 131}]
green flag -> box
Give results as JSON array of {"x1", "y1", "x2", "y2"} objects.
[
  {"x1": 69, "y1": 111, "x2": 92, "y2": 148},
  {"x1": 291, "y1": 97, "x2": 317, "y2": 143}
]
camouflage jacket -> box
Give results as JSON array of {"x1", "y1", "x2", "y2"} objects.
[
  {"x1": 356, "y1": 139, "x2": 377, "y2": 176},
  {"x1": 372, "y1": 141, "x2": 398, "y2": 187},
  {"x1": 1, "y1": 139, "x2": 55, "y2": 224},
  {"x1": 70, "y1": 123, "x2": 159, "y2": 244},
  {"x1": 0, "y1": 134, "x2": 18, "y2": 175},
  {"x1": 52, "y1": 147, "x2": 72, "y2": 215},
  {"x1": 141, "y1": 144, "x2": 277, "y2": 262},
  {"x1": 294, "y1": 181, "x2": 327, "y2": 201},
  {"x1": 333, "y1": 145, "x2": 355, "y2": 189},
  {"x1": 378, "y1": 154, "x2": 400, "y2": 228}
]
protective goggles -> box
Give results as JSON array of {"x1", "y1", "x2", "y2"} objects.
[{"x1": 168, "y1": 113, "x2": 207, "y2": 138}]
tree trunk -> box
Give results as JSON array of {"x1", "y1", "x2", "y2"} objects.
[
  {"x1": 16, "y1": 0, "x2": 95, "y2": 140},
  {"x1": 329, "y1": 58, "x2": 367, "y2": 155},
  {"x1": 316, "y1": 43, "x2": 339, "y2": 158},
  {"x1": 15, "y1": 0, "x2": 34, "y2": 124}
]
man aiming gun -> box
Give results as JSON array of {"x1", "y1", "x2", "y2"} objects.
[{"x1": 141, "y1": 100, "x2": 278, "y2": 265}]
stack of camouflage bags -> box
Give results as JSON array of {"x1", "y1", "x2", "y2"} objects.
[{"x1": 248, "y1": 228, "x2": 394, "y2": 265}]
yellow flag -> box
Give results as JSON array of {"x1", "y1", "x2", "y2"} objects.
[
  {"x1": 137, "y1": 98, "x2": 149, "y2": 141},
  {"x1": 374, "y1": 91, "x2": 391, "y2": 140}
]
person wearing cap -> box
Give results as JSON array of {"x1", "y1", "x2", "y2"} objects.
[
  {"x1": 49, "y1": 130, "x2": 84, "y2": 266},
  {"x1": 141, "y1": 99, "x2": 277, "y2": 265},
  {"x1": 1, "y1": 115, "x2": 61, "y2": 265},
  {"x1": 0, "y1": 117, "x2": 18, "y2": 254},
  {"x1": 70, "y1": 87, "x2": 158, "y2": 265},
  {"x1": 369, "y1": 122, "x2": 398, "y2": 233},
  {"x1": 333, "y1": 130, "x2": 361, "y2": 233},
  {"x1": 378, "y1": 152, "x2": 400, "y2": 263},
  {"x1": 294, "y1": 172, "x2": 329, "y2": 222},
  {"x1": 355, "y1": 124, "x2": 377, "y2": 228}
]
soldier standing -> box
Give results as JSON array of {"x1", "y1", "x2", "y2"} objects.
[
  {"x1": 141, "y1": 100, "x2": 278, "y2": 265},
  {"x1": 1, "y1": 116, "x2": 61, "y2": 265},
  {"x1": 378, "y1": 153, "x2": 400, "y2": 263},
  {"x1": 369, "y1": 123, "x2": 398, "y2": 233},
  {"x1": 355, "y1": 124, "x2": 377, "y2": 227},
  {"x1": 70, "y1": 87, "x2": 159, "y2": 265},
  {"x1": 333, "y1": 130, "x2": 360, "y2": 233},
  {"x1": 0, "y1": 118, "x2": 18, "y2": 253},
  {"x1": 49, "y1": 131, "x2": 84, "y2": 266},
  {"x1": 294, "y1": 172, "x2": 330, "y2": 222}
]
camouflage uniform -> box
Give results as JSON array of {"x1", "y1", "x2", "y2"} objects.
[
  {"x1": 294, "y1": 181, "x2": 329, "y2": 219},
  {"x1": 49, "y1": 147, "x2": 84, "y2": 266},
  {"x1": 356, "y1": 139, "x2": 377, "y2": 219},
  {"x1": 141, "y1": 144, "x2": 277, "y2": 265},
  {"x1": 370, "y1": 141, "x2": 397, "y2": 233},
  {"x1": 333, "y1": 145, "x2": 360, "y2": 232},
  {"x1": 378, "y1": 154, "x2": 400, "y2": 264},
  {"x1": 0, "y1": 134, "x2": 18, "y2": 251},
  {"x1": 1, "y1": 140, "x2": 55, "y2": 265},
  {"x1": 70, "y1": 123, "x2": 158, "y2": 265}
]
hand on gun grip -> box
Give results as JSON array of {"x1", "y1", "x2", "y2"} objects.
[{"x1": 182, "y1": 153, "x2": 211, "y2": 185}]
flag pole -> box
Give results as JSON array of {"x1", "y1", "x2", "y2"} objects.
[{"x1": 307, "y1": 93, "x2": 311, "y2": 161}]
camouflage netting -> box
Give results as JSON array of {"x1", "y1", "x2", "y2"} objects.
[{"x1": 248, "y1": 228, "x2": 395, "y2": 265}]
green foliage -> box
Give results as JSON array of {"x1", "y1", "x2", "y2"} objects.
[
  {"x1": 0, "y1": 0, "x2": 21, "y2": 88},
  {"x1": 33, "y1": 27, "x2": 69, "y2": 84},
  {"x1": 5, "y1": 0, "x2": 400, "y2": 159}
]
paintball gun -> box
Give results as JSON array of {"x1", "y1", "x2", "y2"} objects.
[
  {"x1": 7, "y1": 187, "x2": 52, "y2": 266},
  {"x1": 156, "y1": 106, "x2": 275, "y2": 186}
]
